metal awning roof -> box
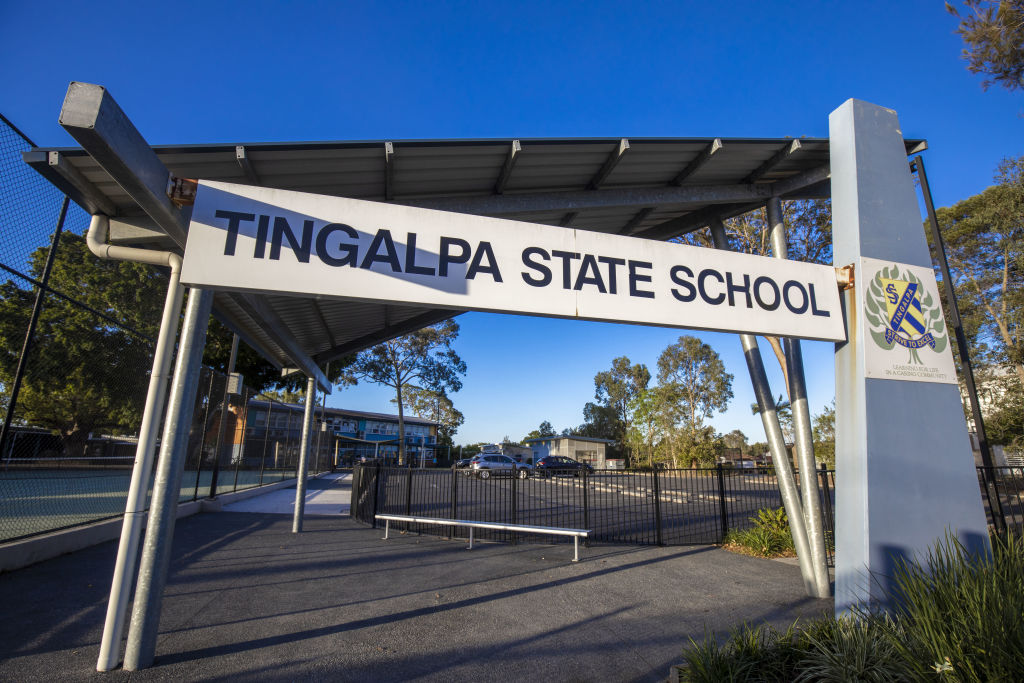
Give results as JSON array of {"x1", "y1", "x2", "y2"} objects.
[{"x1": 24, "y1": 83, "x2": 926, "y2": 392}]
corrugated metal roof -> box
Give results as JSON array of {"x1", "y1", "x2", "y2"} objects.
[{"x1": 25, "y1": 133, "x2": 926, "y2": 376}]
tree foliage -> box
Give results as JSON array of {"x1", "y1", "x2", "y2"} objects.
[
  {"x1": 347, "y1": 319, "x2": 466, "y2": 463},
  {"x1": 393, "y1": 386, "x2": 464, "y2": 447},
  {"x1": 0, "y1": 234, "x2": 165, "y2": 456},
  {"x1": 523, "y1": 420, "x2": 556, "y2": 443},
  {"x1": 674, "y1": 200, "x2": 832, "y2": 398},
  {"x1": 722, "y1": 429, "x2": 749, "y2": 455},
  {"x1": 588, "y1": 356, "x2": 650, "y2": 449},
  {"x1": 935, "y1": 156, "x2": 1024, "y2": 388},
  {"x1": 812, "y1": 401, "x2": 836, "y2": 468},
  {"x1": 948, "y1": 0, "x2": 1024, "y2": 91},
  {"x1": 656, "y1": 335, "x2": 734, "y2": 467}
]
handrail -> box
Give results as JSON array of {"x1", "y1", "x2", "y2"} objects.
[{"x1": 376, "y1": 513, "x2": 589, "y2": 562}]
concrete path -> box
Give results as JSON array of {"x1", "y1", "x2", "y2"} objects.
[
  {"x1": 0, "y1": 505, "x2": 832, "y2": 682},
  {"x1": 223, "y1": 472, "x2": 351, "y2": 516}
]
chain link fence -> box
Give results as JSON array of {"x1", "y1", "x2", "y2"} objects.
[{"x1": 0, "y1": 113, "x2": 328, "y2": 543}]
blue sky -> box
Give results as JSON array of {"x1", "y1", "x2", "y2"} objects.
[{"x1": 2, "y1": 1, "x2": 1020, "y2": 445}]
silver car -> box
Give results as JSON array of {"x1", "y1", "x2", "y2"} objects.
[{"x1": 470, "y1": 454, "x2": 531, "y2": 479}]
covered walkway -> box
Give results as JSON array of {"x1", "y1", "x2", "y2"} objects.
[{"x1": 0, "y1": 474, "x2": 830, "y2": 681}]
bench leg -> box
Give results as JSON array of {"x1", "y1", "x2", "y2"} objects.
[
  {"x1": 468, "y1": 527, "x2": 474, "y2": 550},
  {"x1": 382, "y1": 520, "x2": 390, "y2": 540},
  {"x1": 573, "y1": 536, "x2": 579, "y2": 562}
]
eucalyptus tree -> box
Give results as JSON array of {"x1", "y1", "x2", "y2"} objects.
[
  {"x1": 656, "y1": 335, "x2": 733, "y2": 467},
  {"x1": 348, "y1": 319, "x2": 466, "y2": 464}
]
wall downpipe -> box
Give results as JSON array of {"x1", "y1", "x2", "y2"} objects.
[{"x1": 88, "y1": 215, "x2": 186, "y2": 671}]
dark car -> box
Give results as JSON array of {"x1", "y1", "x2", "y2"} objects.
[
  {"x1": 455, "y1": 457, "x2": 475, "y2": 469},
  {"x1": 533, "y1": 456, "x2": 594, "y2": 477}
]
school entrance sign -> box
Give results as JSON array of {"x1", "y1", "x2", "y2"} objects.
[{"x1": 180, "y1": 180, "x2": 845, "y2": 342}]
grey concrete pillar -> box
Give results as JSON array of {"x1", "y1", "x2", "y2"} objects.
[{"x1": 829, "y1": 99, "x2": 989, "y2": 614}]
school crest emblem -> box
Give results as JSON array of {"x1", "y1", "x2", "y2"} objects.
[{"x1": 865, "y1": 264, "x2": 947, "y2": 364}]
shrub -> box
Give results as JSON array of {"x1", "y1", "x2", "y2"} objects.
[
  {"x1": 682, "y1": 532, "x2": 1024, "y2": 682},
  {"x1": 881, "y1": 531, "x2": 1024, "y2": 681},
  {"x1": 724, "y1": 507, "x2": 795, "y2": 557}
]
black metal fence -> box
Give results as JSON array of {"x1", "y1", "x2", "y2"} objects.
[
  {"x1": 352, "y1": 464, "x2": 838, "y2": 561},
  {"x1": 978, "y1": 466, "x2": 1024, "y2": 533},
  {"x1": 353, "y1": 463, "x2": 1024, "y2": 560}
]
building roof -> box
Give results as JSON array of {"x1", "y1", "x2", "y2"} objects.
[
  {"x1": 524, "y1": 435, "x2": 616, "y2": 444},
  {"x1": 27, "y1": 85, "x2": 928, "y2": 390}
]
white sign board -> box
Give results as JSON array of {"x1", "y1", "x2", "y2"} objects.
[
  {"x1": 180, "y1": 181, "x2": 846, "y2": 341},
  {"x1": 859, "y1": 256, "x2": 958, "y2": 384}
]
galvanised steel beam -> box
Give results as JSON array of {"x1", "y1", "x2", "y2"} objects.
[
  {"x1": 26, "y1": 150, "x2": 120, "y2": 216},
  {"x1": 588, "y1": 138, "x2": 629, "y2": 190},
  {"x1": 744, "y1": 139, "x2": 802, "y2": 184},
  {"x1": 493, "y1": 139, "x2": 522, "y2": 194},
  {"x1": 58, "y1": 82, "x2": 190, "y2": 246},
  {"x1": 235, "y1": 145, "x2": 261, "y2": 185},
  {"x1": 312, "y1": 309, "x2": 459, "y2": 365},
  {"x1": 384, "y1": 141, "x2": 395, "y2": 201},
  {"x1": 406, "y1": 182, "x2": 772, "y2": 216},
  {"x1": 669, "y1": 138, "x2": 722, "y2": 186},
  {"x1": 617, "y1": 207, "x2": 654, "y2": 235},
  {"x1": 58, "y1": 81, "x2": 329, "y2": 394},
  {"x1": 229, "y1": 293, "x2": 331, "y2": 393}
]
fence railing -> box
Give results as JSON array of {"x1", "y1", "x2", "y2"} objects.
[
  {"x1": 0, "y1": 368, "x2": 338, "y2": 544},
  {"x1": 353, "y1": 463, "x2": 1022, "y2": 562},
  {"x1": 352, "y1": 463, "x2": 838, "y2": 562}
]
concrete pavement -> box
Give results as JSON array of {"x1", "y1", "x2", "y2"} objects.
[{"x1": 0, "y1": 472, "x2": 832, "y2": 682}]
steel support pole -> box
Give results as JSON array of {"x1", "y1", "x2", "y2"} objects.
[
  {"x1": 292, "y1": 376, "x2": 317, "y2": 533},
  {"x1": 208, "y1": 334, "x2": 239, "y2": 498},
  {"x1": 96, "y1": 253, "x2": 185, "y2": 671},
  {"x1": 709, "y1": 220, "x2": 818, "y2": 596},
  {"x1": 913, "y1": 156, "x2": 1005, "y2": 532},
  {"x1": 0, "y1": 197, "x2": 69, "y2": 459},
  {"x1": 123, "y1": 287, "x2": 213, "y2": 670},
  {"x1": 766, "y1": 198, "x2": 832, "y2": 597}
]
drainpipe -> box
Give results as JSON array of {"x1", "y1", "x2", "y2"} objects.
[{"x1": 88, "y1": 214, "x2": 186, "y2": 672}]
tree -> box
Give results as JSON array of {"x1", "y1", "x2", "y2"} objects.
[
  {"x1": 674, "y1": 200, "x2": 832, "y2": 397},
  {"x1": 935, "y1": 156, "x2": 1024, "y2": 387},
  {"x1": 523, "y1": 420, "x2": 556, "y2": 442},
  {"x1": 575, "y1": 401, "x2": 619, "y2": 440},
  {"x1": 812, "y1": 401, "x2": 836, "y2": 468},
  {"x1": 723, "y1": 429, "x2": 749, "y2": 455},
  {"x1": 591, "y1": 356, "x2": 651, "y2": 453},
  {"x1": 751, "y1": 395, "x2": 794, "y2": 442},
  {"x1": 626, "y1": 387, "x2": 664, "y2": 468},
  {"x1": 0, "y1": 233, "x2": 165, "y2": 456},
  {"x1": 348, "y1": 319, "x2": 466, "y2": 464},
  {"x1": 984, "y1": 373, "x2": 1024, "y2": 452},
  {"x1": 260, "y1": 387, "x2": 307, "y2": 405},
  {"x1": 393, "y1": 386, "x2": 465, "y2": 447},
  {"x1": 948, "y1": 1, "x2": 1024, "y2": 91},
  {"x1": 656, "y1": 336, "x2": 734, "y2": 467}
]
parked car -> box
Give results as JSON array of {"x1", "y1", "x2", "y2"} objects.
[
  {"x1": 533, "y1": 456, "x2": 594, "y2": 477},
  {"x1": 470, "y1": 454, "x2": 532, "y2": 479},
  {"x1": 455, "y1": 457, "x2": 475, "y2": 469}
]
